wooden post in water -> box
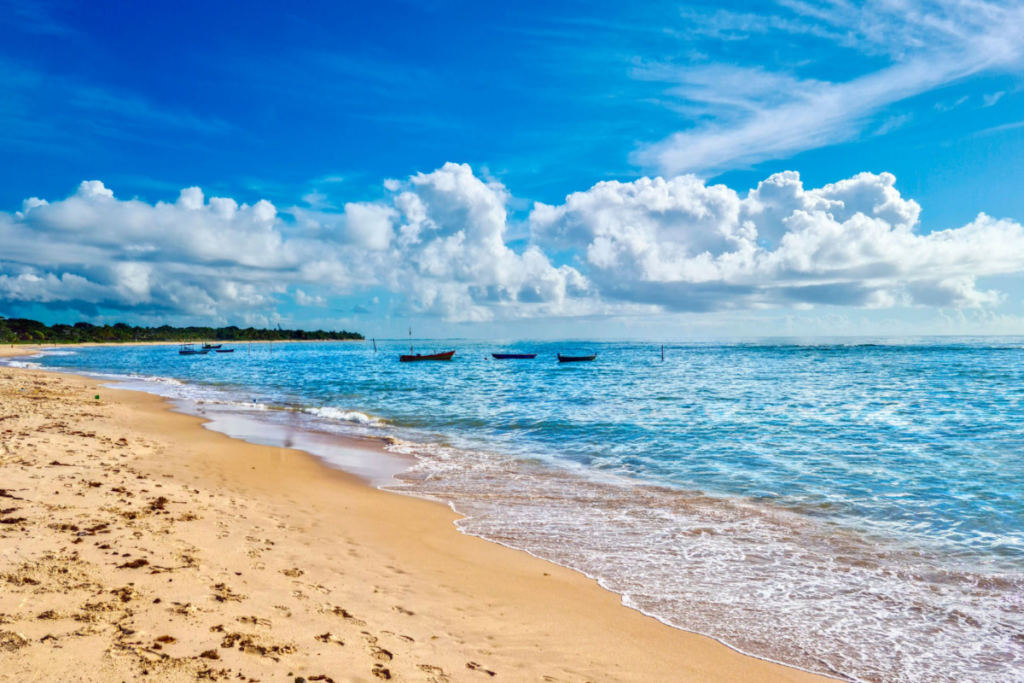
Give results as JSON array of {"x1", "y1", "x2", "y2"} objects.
[
  {"x1": 372, "y1": 338, "x2": 377, "y2": 353},
  {"x1": 661, "y1": 345, "x2": 665, "y2": 361}
]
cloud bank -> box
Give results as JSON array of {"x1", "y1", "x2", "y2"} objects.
[
  {"x1": 2, "y1": 163, "x2": 1024, "y2": 324},
  {"x1": 530, "y1": 171, "x2": 1016, "y2": 312}
]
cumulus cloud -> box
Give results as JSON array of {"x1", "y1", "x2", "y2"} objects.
[
  {"x1": 2, "y1": 166, "x2": 1023, "y2": 323},
  {"x1": 294, "y1": 289, "x2": 326, "y2": 306},
  {"x1": 531, "y1": 171, "x2": 1024, "y2": 312},
  {"x1": 377, "y1": 163, "x2": 590, "y2": 321},
  {"x1": 0, "y1": 165, "x2": 590, "y2": 323}
]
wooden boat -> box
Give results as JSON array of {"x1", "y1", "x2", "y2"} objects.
[
  {"x1": 215, "y1": 349, "x2": 234, "y2": 353},
  {"x1": 492, "y1": 353, "x2": 537, "y2": 360},
  {"x1": 400, "y1": 350, "x2": 455, "y2": 362},
  {"x1": 202, "y1": 343, "x2": 222, "y2": 350},
  {"x1": 179, "y1": 343, "x2": 209, "y2": 356},
  {"x1": 558, "y1": 353, "x2": 596, "y2": 363}
]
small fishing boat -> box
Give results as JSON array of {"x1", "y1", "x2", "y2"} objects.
[
  {"x1": 492, "y1": 353, "x2": 537, "y2": 360},
  {"x1": 558, "y1": 353, "x2": 596, "y2": 363},
  {"x1": 202, "y1": 343, "x2": 222, "y2": 350},
  {"x1": 400, "y1": 350, "x2": 455, "y2": 362},
  {"x1": 179, "y1": 343, "x2": 210, "y2": 356},
  {"x1": 400, "y1": 326, "x2": 454, "y2": 362},
  {"x1": 215, "y1": 349, "x2": 235, "y2": 353}
]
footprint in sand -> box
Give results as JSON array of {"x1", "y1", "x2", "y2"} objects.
[
  {"x1": 314, "y1": 632, "x2": 344, "y2": 646},
  {"x1": 320, "y1": 605, "x2": 365, "y2": 626},
  {"x1": 369, "y1": 646, "x2": 393, "y2": 662},
  {"x1": 211, "y1": 583, "x2": 246, "y2": 602},
  {"x1": 466, "y1": 661, "x2": 497, "y2": 676},
  {"x1": 418, "y1": 664, "x2": 450, "y2": 682}
]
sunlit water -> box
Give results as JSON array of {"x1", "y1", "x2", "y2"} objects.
[{"x1": 10, "y1": 339, "x2": 1024, "y2": 683}]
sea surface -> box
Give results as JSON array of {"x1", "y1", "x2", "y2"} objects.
[{"x1": 7, "y1": 339, "x2": 1024, "y2": 683}]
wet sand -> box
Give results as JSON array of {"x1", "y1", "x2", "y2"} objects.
[{"x1": 0, "y1": 349, "x2": 833, "y2": 683}]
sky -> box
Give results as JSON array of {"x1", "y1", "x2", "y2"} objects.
[{"x1": 2, "y1": 0, "x2": 1024, "y2": 338}]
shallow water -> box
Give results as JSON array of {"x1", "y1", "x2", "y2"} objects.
[{"x1": 12, "y1": 338, "x2": 1024, "y2": 683}]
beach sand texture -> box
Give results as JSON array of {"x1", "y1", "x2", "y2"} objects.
[{"x1": 0, "y1": 357, "x2": 832, "y2": 682}]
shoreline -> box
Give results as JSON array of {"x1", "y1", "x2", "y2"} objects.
[
  {"x1": 3, "y1": 339, "x2": 364, "y2": 351},
  {"x1": 0, "y1": 354, "x2": 833, "y2": 682}
]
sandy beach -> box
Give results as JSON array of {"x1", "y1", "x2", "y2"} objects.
[{"x1": 0, "y1": 349, "x2": 832, "y2": 683}]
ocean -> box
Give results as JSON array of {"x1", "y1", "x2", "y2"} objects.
[{"x1": 7, "y1": 338, "x2": 1024, "y2": 683}]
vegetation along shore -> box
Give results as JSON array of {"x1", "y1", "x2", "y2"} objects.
[{"x1": 0, "y1": 317, "x2": 363, "y2": 344}]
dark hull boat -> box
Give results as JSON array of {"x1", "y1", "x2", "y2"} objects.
[
  {"x1": 202, "y1": 343, "x2": 222, "y2": 350},
  {"x1": 400, "y1": 350, "x2": 456, "y2": 362},
  {"x1": 558, "y1": 353, "x2": 596, "y2": 363},
  {"x1": 492, "y1": 353, "x2": 537, "y2": 359},
  {"x1": 215, "y1": 349, "x2": 234, "y2": 353},
  {"x1": 178, "y1": 344, "x2": 209, "y2": 356}
]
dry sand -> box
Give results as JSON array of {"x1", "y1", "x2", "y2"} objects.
[{"x1": 0, "y1": 350, "x2": 833, "y2": 683}]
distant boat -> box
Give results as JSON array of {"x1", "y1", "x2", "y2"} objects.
[
  {"x1": 558, "y1": 353, "x2": 596, "y2": 363},
  {"x1": 179, "y1": 343, "x2": 209, "y2": 356},
  {"x1": 215, "y1": 349, "x2": 234, "y2": 353},
  {"x1": 202, "y1": 343, "x2": 222, "y2": 350},
  {"x1": 401, "y1": 326, "x2": 454, "y2": 362},
  {"x1": 492, "y1": 353, "x2": 537, "y2": 360},
  {"x1": 400, "y1": 350, "x2": 456, "y2": 362}
]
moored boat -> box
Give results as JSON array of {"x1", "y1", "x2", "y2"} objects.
[
  {"x1": 202, "y1": 343, "x2": 222, "y2": 350},
  {"x1": 215, "y1": 349, "x2": 235, "y2": 353},
  {"x1": 400, "y1": 350, "x2": 456, "y2": 362},
  {"x1": 557, "y1": 353, "x2": 596, "y2": 363},
  {"x1": 492, "y1": 353, "x2": 537, "y2": 359},
  {"x1": 179, "y1": 343, "x2": 210, "y2": 356}
]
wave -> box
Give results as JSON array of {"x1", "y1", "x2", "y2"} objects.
[
  {"x1": 2, "y1": 359, "x2": 43, "y2": 369},
  {"x1": 384, "y1": 438, "x2": 1024, "y2": 683},
  {"x1": 304, "y1": 406, "x2": 383, "y2": 427}
]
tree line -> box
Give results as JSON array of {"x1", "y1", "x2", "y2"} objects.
[{"x1": 0, "y1": 317, "x2": 363, "y2": 344}]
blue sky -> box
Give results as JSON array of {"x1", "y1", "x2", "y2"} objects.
[{"x1": 3, "y1": 0, "x2": 1024, "y2": 337}]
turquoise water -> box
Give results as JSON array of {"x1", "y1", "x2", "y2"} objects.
[{"x1": 13, "y1": 339, "x2": 1024, "y2": 682}]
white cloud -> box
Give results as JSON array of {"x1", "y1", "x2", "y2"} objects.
[
  {"x1": 531, "y1": 170, "x2": 1024, "y2": 312},
  {"x1": 302, "y1": 190, "x2": 334, "y2": 210},
  {"x1": 380, "y1": 163, "x2": 591, "y2": 321},
  {"x1": 3, "y1": 165, "x2": 1024, "y2": 324},
  {"x1": 633, "y1": 0, "x2": 1024, "y2": 174},
  {"x1": 983, "y1": 90, "x2": 1007, "y2": 106},
  {"x1": 294, "y1": 289, "x2": 326, "y2": 306},
  {"x1": 0, "y1": 165, "x2": 591, "y2": 323}
]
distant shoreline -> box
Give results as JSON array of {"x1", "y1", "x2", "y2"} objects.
[{"x1": 2, "y1": 338, "x2": 365, "y2": 352}]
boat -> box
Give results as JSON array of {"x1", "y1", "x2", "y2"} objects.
[
  {"x1": 215, "y1": 349, "x2": 235, "y2": 353},
  {"x1": 557, "y1": 353, "x2": 596, "y2": 363},
  {"x1": 400, "y1": 350, "x2": 456, "y2": 362},
  {"x1": 492, "y1": 353, "x2": 537, "y2": 360},
  {"x1": 400, "y1": 326, "x2": 455, "y2": 362},
  {"x1": 202, "y1": 343, "x2": 222, "y2": 350},
  {"x1": 179, "y1": 343, "x2": 210, "y2": 356}
]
